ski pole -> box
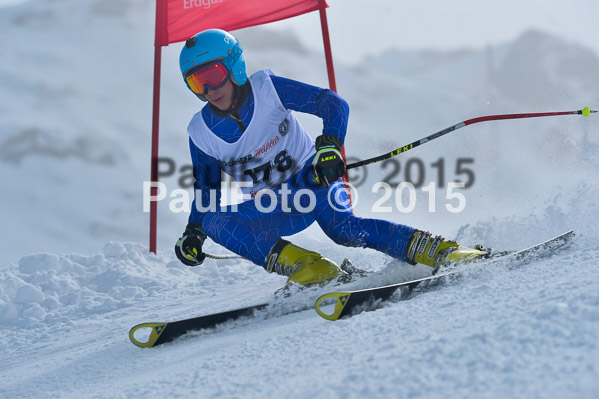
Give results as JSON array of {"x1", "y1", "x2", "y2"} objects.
[
  {"x1": 347, "y1": 106, "x2": 597, "y2": 170},
  {"x1": 181, "y1": 252, "x2": 244, "y2": 265},
  {"x1": 204, "y1": 253, "x2": 243, "y2": 260},
  {"x1": 202, "y1": 107, "x2": 595, "y2": 262}
]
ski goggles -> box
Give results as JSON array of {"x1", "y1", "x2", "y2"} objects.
[{"x1": 184, "y1": 61, "x2": 230, "y2": 95}]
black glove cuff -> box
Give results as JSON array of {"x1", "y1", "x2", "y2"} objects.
[{"x1": 315, "y1": 135, "x2": 343, "y2": 151}]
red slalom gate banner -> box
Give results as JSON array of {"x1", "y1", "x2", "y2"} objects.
[{"x1": 155, "y1": 0, "x2": 326, "y2": 46}]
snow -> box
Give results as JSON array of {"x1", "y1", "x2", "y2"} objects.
[
  {"x1": 2, "y1": 242, "x2": 598, "y2": 398},
  {"x1": 1, "y1": 0, "x2": 599, "y2": 398}
]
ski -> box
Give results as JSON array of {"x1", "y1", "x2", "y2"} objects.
[
  {"x1": 128, "y1": 260, "x2": 370, "y2": 348},
  {"x1": 129, "y1": 302, "x2": 269, "y2": 348},
  {"x1": 314, "y1": 230, "x2": 575, "y2": 321},
  {"x1": 130, "y1": 231, "x2": 574, "y2": 346}
]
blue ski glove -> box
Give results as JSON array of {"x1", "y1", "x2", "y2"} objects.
[
  {"x1": 311, "y1": 135, "x2": 346, "y2": 188},
  {"x1": 175, "y1": 223, "x2": 207, "y2": 266}
]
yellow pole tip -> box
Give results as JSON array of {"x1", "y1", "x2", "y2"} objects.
[{"x1": 582, "y1": 106, "x2": 597, "y2": 117}]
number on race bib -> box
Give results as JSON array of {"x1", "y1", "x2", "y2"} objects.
[
  {"x1": 243, "y1": 150, "x2": 294, "y2": 185},
  {"x1": 274, "y1": 150, "x2": 293, "y2": 172}
]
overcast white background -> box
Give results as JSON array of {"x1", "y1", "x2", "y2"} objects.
[
  {"x1": 2, "y1": 0, "x2": 598, "y2": 63},
  {"x1": 273, "y1": 0, "x2": 599, "y2": 64}
]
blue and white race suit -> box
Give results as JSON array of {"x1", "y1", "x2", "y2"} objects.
[{"x1": 186, "y1": 70, "x2": 415, "y2": 267}]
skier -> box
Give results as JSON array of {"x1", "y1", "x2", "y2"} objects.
[{"x1": 174, "y1": 29, "x2": 486, "y2": 286}]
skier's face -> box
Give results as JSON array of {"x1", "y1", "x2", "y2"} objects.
[{"x1": 205, "y1": 78, "x2": 235, "y2": 111}]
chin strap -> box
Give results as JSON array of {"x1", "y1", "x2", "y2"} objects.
[
  {"x1": 208, "y1": 81, "x2": 250, "y2": 132},
  {"x1": 208, "y1": 81, "x2": 249, "y2": 116}
]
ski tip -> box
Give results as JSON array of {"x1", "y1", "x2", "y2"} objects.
[
  {"x1": 581, "y1": 106, "x2": 597, "y2": 117},
  {"x1": 315, "y1": 292, "x2": 351, "y2": 321},
  {"x1": 129, "y1": 322, "x2": 168, "y2": 348}
]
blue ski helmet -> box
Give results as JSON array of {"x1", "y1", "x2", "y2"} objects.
[{"x1": 179, "y1": 29, "x2": 247, "y2": 101}]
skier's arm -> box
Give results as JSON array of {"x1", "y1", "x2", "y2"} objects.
[
  {"x1": 270, "y1": 75, "x2": 350, "y2": 144},
  {"x1": 188, "y1": 138, "x2": 222, "y2": 226}
]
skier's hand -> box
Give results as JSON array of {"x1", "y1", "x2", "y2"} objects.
[
  {"x1": 175, "y1": 223, "x2": 207, "y2": 266},
  {"x1": 311, "y1": 135, "x2": 346, "y2": 188}
]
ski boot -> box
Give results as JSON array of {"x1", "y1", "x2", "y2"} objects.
[
  {"x1": 265, "y1": 239, "x2": 347, "y2": 286},
  {"x1": 406, "y1": 230, "x2": 488, "y2": 273}
]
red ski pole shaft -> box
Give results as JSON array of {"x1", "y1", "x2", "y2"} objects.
[{"x1": 347, "y1": 107, "x2": 597, "y2": 170}]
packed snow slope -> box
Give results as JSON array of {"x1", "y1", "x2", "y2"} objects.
[
  {"x1": 1, "y1": 233, "x2": 599, "y2": 398},
  {"x1": 1, "y1": 0, "x2": 599, "y2": 398}
]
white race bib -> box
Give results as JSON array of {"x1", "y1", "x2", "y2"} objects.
[{"x1": 188, "y1": 70, "x2": 315, "y2": 197}]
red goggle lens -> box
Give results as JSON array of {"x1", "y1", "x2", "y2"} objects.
[{"x1": 185, "y1": 62, "x2": 229, "y2": 95}]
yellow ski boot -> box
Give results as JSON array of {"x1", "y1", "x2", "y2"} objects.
[
  {"x1": 406, "y1": 231, "x2": 488, "y2": 272},
  {"x1": 265, "y1": 239, "x2": 347, "y2": 286}
]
